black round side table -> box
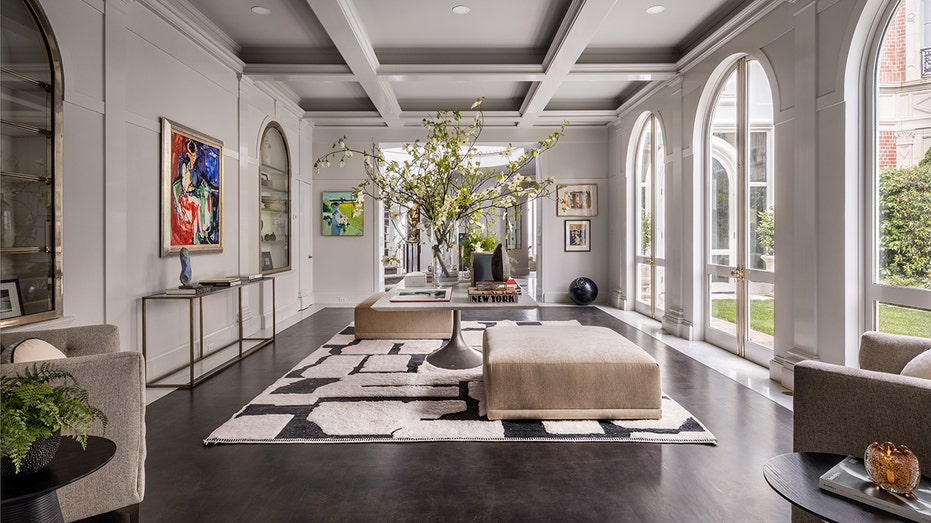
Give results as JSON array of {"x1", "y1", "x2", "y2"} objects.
[
  {"x1": 763, "y1": 452, "x2": 911, "y2": 522},
  {"x1": 1, "y1": 435, "x2": 115, "y2": 523}
]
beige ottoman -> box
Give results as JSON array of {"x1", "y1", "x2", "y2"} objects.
[
  {"x1": 483, "y1": 325, "x2": 662, "y2": 420},
  {"x1": 353, "y1": 292, "x2": 454, "y2": 339}
]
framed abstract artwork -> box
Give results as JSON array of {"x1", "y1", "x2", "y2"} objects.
[
  {"x1": 556, "y1": 184, "x2": 597, "y2": 217},
  {"x1": 322, "y1": 191, "x2": 363, "y2": 236},
  {"x1": 161, "y1": 118, "x2": 223, "y2": 256},
  {"x1": 564, "y1": 219, "x2": 591, "y2": 252}
]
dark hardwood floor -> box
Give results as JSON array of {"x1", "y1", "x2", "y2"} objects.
[{"x1": 141, "y1": 307, "x2": 793, "y2": 522}]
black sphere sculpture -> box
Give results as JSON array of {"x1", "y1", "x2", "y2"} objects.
[{"x1": 568, "y1": 277, "x2": 598, "y2": 305}]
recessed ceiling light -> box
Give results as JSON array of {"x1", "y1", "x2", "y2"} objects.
[
  {"x1": 452, "y1": 5, "x2": 470, "y2": 15},
  {"x1": 251, "y1": 6, "x2": 271, "y2": 15},
  {"x1": 646, "y1": 5, "x2": 665, "y2": 15}
]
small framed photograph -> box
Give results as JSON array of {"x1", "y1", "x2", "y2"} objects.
[
  {"x1": 557, "y1": 184, "x2": 597, "y2": 216},
  {"x1": 261, "y1": 251, "x2": 274, "y2": 271},
  {"x1": 1, "y1": 279, "x2": 24, "y2": 319},
  {"x1": 564, "y1": 220, "x2": 591, "y2": 252}
]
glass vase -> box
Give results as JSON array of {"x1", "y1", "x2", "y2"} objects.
[{"x1": 429, "y1": 221, "x2": 459, "y2": 287}]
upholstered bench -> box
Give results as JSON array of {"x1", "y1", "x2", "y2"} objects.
[
  {"x1": 483, "y1": 325, "x2": 662, "y2": 420},
  {"x1": 353, "y1": 291, "x2": 454, "y2": 339}
]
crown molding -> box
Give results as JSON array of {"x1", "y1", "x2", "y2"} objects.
[
  {"x1": 136, "y1": 0, "x2": 243, "y2": 74},
  {"x1": 677, "y1": 0, "x2": 788, "y2": 75}
]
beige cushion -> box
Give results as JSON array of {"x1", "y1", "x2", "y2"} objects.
[
  {"x1": 901, "y1": 349, "x2": 931, "y2": 380},
  {"x1": 483, "y1": 325, "x2": 662, "y2": 420},
  {"x1": 354, "y1": 292, "x2": 453, "y2": 339},
  {"x1": 10, "y1": 338, "x2": 67, "y2": 362}
]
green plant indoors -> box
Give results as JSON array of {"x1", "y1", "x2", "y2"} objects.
[
  {"x1": 1, "y1": 362, "x2": 107, "y2": 473},
  {"x1": 461, "y1": 229, "x2": 500, "y2": 269}
]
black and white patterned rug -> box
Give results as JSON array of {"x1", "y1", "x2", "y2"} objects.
[{"x1": 204, "y1": 320, "x2": 717, "y2": 445}]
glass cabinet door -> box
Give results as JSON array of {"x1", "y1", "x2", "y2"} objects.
[
  {"x1": 1, "y1": 0, "x2": 63, "y2": 327},
  {"x1": 259, "y1": 123, "x2": 290, "y2": 274}
]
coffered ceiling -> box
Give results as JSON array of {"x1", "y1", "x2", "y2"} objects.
[{"x1": 178, "y1": 0, "x2": 751, "y2": 127}]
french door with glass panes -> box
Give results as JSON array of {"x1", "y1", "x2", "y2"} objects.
[
  {"x1": 635, "y1": 114, "x2": 665, "y2": 319},
  {"x1": 705, "y1": 58, "x2": 776, "y2": 364}
]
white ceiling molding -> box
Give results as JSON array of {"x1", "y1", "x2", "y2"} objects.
[
  {"x1": 518, "y1": 0, "x2": 618, "y2": 128},
  {"x1": 676, "y1": 0, "x2": 788, "y2": 76},
  {"x1": 306, "y1": 0, "x2": 403, "y2": 127},
  {"x1": 139, "y1": 0, "x2": 244, "y2": 74}
]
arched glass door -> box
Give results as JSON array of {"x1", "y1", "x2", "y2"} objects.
[
  {"x1": 706, "y1": 58, "x2": 776, "y2": 363},
  {"x1": 634, "y1": 114, "x2": 665, "y2": 319}
]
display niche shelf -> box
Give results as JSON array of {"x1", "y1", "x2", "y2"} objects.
[
  {"x1": 0, "y1": 0, "x2": 64, "y2": 328},
  {"x1": 259, "y1": 123, "x2": 290, "y2": 274}
]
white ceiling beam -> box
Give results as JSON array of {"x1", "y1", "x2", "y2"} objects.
[
  {"x1": 305, "y1": 0, "x2": 403, "y2": 127},
  {"x1": 518, "y1": 0, "x2": 619, "y2": 128},
  {"x1": 244, "y1": 63, "x2": 677, "y2": 84},
  {"x1": 244, "y1": 64, "x2": 355, "y2": 83}
]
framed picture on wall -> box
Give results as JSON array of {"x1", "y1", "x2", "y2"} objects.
[
  {"x1": 505, "y1": 205, "x2": 521, "y2": 250},
  {"x1": 0, "y1": 279, "x2": 24, "y2": 320},
  {"x1": 161, "y1": 118, "x2": 224, "y2": 256},
  {"x1": 556, "y1": 184, "x2": 597, "y2": 217},
  {"x1": 322, "y1": 191, "x2": 363, "y2": 236},
  {"x1": 564, "y1": 220, "x2": 591, "y2": 252}
]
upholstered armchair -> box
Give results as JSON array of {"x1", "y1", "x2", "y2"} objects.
[
  {"x1": 793, "y1": 331, "x2": 931, "y2": 522},
  {"x1": 1, "y1": 324, "x2": 146, "y2": 522}
]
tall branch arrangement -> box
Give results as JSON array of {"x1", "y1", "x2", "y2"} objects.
[{"x1": 313, "y1": 98, "x2": 567, "y2": 251}]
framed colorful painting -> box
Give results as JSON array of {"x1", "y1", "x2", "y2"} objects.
[
  {"x1": 161, "y1": 118, "x2": 224, "y2": 256},
  {"x1": 556, "y1": 184, "x2": 598, "y2": 217},
  {"x1": 564, "y1": 219, "x2": 591, "y2": 252},
  {"x1": 322, "y1": 191, "x2": 363, "y2": 236}
]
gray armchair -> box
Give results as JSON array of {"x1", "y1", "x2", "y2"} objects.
[
  {"x1": 793, "y1": 330, "x2": 931, "y2": 521},
  {"x1": 1, "y1": 324, "x2": 146, "y2": 522}
]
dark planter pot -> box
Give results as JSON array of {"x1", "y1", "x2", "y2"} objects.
[{"x1": 1, "y1": 431, "x2": 62, "y2": 476}]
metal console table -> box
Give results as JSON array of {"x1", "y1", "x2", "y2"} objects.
[{"x1": 142, "y1": 277, "x2": 276, "y2": 388}]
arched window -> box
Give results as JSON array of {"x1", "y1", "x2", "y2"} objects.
[
  {"x1": 633, "y1": 113, "x2": 665, "y2": 319},
  {"x1": 704, "y1": 57, "x2": 776, "y2": 364},
  {"x1": 867, "y1": 0, "x2": 931, "y2": 337}
]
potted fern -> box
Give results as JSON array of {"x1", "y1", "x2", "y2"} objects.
[{"x1": 1, "y1": 362, "x2": 107, "y2": 475}]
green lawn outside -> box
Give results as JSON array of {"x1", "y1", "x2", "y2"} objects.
[
  {"x1": 878, "y1": 303, "x2": 931, "y2": 338},
  {"x1": 711, "y1": 299, "x2": 931, "y2": 339},
  {"x1": 711, "y1": 299, "x2": 774, "y2": 336}
]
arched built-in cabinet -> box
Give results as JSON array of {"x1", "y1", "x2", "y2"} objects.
[
  {"x1": 259, "y1": 123, "x2": 291, "y2": 274},
  {"x1": 0, "y1": 0, "x2": 63, "y2": 328}
]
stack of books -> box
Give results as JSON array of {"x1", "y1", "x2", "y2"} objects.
[
  {"x1": 468, "y1": 279, "x2": 522, "y2": 303},
  {"x1": 199, "y1": 277, "x2": 243, "y2": 287},
  {"x1": 165, "y1": 285, "x2": 212, "y2": 296}
]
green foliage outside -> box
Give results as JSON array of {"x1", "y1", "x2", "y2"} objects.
[
  {"x1": 757, "y1": 207, "x2": 774, "y2": 256},
  {"x1": 879, "y1": 161, "x2": 931, "y2": 290},
  {"x1": 640, "y1": 208, "x2": 651, "y2": 254},
  {"x1": 1, "y1": 363, "x2": 107, "y2": 474}
]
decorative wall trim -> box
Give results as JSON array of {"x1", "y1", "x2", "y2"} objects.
[
  {"x1": 137, "y1": 0, "x2": 244, "y2": 74},
  {"x1": 770, "y1": 347, "x2": 819, "y2": 391},
  {"x1": 662, "y1": 306, "x2": 694, "y2": 340},
  {"x1": 610, "y1": 287, "x2": 626, "y2": 309}
]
